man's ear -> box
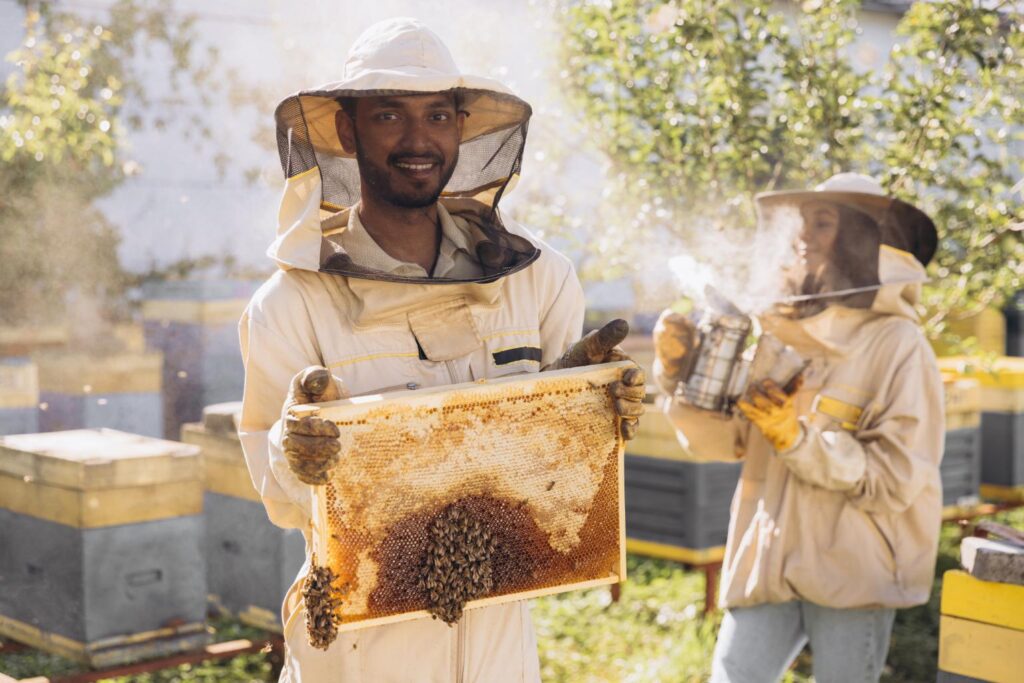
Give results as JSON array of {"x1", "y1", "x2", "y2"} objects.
[{"x1": 335, "y1": 108, "x2": 357, "y2": 155}]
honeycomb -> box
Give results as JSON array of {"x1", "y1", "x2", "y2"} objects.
[{"x1": 292, "y1": 362, "x2": 628, "y2": 643}]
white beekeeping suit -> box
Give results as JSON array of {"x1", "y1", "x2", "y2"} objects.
[{"x1": 238, "y1": 18, "x2": 586, "y2": 683}]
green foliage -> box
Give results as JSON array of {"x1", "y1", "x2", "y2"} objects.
[
  {"x1": 878, "y1": 1, "x2": 1024, "y2": 336},
  {"x1": 533, "y1": 555, "x2": 726, "y2": 682},
  {"x1": 557, "y1": 0, "x2": 1023, "y2": 336},
  {"x1": 0, "y1": 1, "x2": 222, "y2": 326}
]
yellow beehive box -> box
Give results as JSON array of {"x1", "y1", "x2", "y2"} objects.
[
  {"x1": 290, "y1": 363, "x2": 628, "y2": 643},
  {"x1": 938, "y1": 357, "x2": 1024, "y2": 495},
  {"x1": 938, "y1": 356, "x2": 1024, "y2": 413},
  {"x1": 0, "y1": 324, "x2": 68, "y2": 357},
  {"x1": 33, "y1": 350, "x2": 164, "y2": 438},
  {"x1": 938, "y1": 570, "x2": 1024, "y2": 683},
  {"x1": 0, "y1": 428, "x2": 201, "y2": 527},
  {"x1": 932, "y1": 307, "x2": 1007, "y2": 356},
  {"x1": 0, "y1": 429, "x2": 207, "y2": 666},
  {"x1": 182, "y1": 402, "x2": 304, "y2": 633},
  {"x1": 181, "y1": 402, "x2": 255, "y2": 502},
  {"x1": 0, "y1": 359, "x2": 40, "y2": 436},
  {"x1": 942, "y1": 375, "x2": 982, "y2": 430}
]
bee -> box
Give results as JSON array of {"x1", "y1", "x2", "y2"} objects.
[{"x1": 303, "y1": 563, "x2": 343, "y2": 650}]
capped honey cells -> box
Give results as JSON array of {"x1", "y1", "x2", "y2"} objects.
[{"x1": 295, "y1": 363, "x2": 629, "y2": 644}]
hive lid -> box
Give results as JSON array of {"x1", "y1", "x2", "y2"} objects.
[
  {"x1": 292, "y1": 362, "x2": 628, "y2": 641},
  {"x1": 202, "y1": 401, "x2": 242, "y2": 433},
  {"x1": 0, "y1": 428, "x2": 200, "y2": 489}
]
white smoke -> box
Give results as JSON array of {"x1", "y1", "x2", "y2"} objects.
[{"x1": 668, "y1": 204, "x2": 803, "y2": 315}]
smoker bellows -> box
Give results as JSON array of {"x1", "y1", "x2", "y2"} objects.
[{"x1": 289, "y1": 362, "x2": 629, "y2": 644}]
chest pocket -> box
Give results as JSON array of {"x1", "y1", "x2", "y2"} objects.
[{"x1": 476, "y1": 327, "x2": 543, "y2": 379}]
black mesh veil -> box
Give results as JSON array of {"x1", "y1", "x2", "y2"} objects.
[
  {"x1": 274, "y1": 88, "x2": 536, "y2": 283},
  {"x1": 276, "y1": 89, "x2": 529, "y2": 210}
]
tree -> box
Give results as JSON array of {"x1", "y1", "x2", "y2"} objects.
[
  {"x1": 556, "y1": 0, "x2": 1023, "y2": 340},
  {"x1": 0, "y1": 1, "x2": 223, "y2": 326}
]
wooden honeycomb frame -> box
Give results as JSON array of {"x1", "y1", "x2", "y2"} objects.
[{"x1": 290, "y1": 362, "x2": 629, "y2": 635}]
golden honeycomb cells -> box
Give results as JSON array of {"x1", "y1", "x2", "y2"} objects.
[{"x1": 294, "y1": 362, "x2": 630, "y2": 641}]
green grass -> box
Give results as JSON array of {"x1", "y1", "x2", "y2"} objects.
[{"x1": 2, "y1": 509, "x2": 1021, "y2": 682}]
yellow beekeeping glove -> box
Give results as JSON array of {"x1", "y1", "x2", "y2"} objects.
[{"x1": 737, "y1": 378, "x2": 804, "y2": 452}]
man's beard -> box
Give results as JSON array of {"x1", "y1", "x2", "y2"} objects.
[{"x1": 355, "y1": 137, "x2": 459, "y2": 209}]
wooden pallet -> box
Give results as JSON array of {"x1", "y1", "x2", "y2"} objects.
[{"x1": 0, "y1": 636, "x2": 283, "y2": 683}]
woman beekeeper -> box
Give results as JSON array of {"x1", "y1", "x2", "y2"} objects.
[{"x1": 653, "y1": 173, "x2": 943, "y2": 682}]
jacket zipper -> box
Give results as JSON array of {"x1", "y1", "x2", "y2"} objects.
[
  {"x1": 445, "y1": 357, "x2": 468, "y2": 682},
  {"x1": 444, "y1": 359, "x2": 462, "y2": 385}
]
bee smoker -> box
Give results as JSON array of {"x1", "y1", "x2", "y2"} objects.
[
  {"x1": 681, "y1": 311, "x2": 753, "y2": 413},
  {"x1": 678, "y1": 308, "x2": 806, "y2": 415}
]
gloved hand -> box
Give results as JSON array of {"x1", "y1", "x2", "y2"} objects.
[
  {"x1": 653, "y1": 309, "x2": 698, "y2": 389},
  {"x1": 545, "y1": 319, "x2": 646, "y2": 440},
  {"x1": 282, "y1": 366, "x2": 348, "y2": 485},
  {"x1": 736, "y1": 377, "x2": 804, "y2": 452}
]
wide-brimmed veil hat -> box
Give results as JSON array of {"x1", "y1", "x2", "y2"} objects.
[
  {"x1": 268, "y1": 17, "x2": 540, "y2": 285},
  {"x1": 755, "y1": 173, "x2": 938, "y2": 267},
  {"x1": 274, "y1": 17, "x2": 532, "y2": 214}
]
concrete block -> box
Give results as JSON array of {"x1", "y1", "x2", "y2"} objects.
[{"x1": 960, "y1": 537, "x2": 1024, "y2": 586}]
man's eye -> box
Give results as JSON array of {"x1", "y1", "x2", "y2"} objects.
[
  {"x1": 375, "y1": 112, "x2": 398, "y2": 121},
  {"x1": 430, "y1": 113, "x2": 450, "y2": 121}
]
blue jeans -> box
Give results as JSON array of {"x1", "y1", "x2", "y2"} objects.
[{"x1": 710, "y1": 602, "x2": 896, "y2": 683}]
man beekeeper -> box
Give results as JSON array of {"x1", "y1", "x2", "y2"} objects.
[
  {"x1": 237, "y1": 17, "x2": 644, "y2": 683},
  {"x1": 653, "y1": 173, "x2": 943, "y2": 682}
]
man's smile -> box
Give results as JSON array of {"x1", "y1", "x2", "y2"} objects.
[{"x1": 392, "y1": 156, "x2": 442, "y2": 178}]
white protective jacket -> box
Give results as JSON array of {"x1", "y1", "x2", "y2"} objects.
[
  {"x1": 238, "y1": 168, "x2": 584, "y2": 682},
  {"x1": 660, "y1": 246, "x2": 945, "y2": 610}
]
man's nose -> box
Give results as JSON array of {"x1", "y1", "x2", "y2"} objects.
[{"x1": 396, "y1": 119, "x2": 435, "y2": 152}]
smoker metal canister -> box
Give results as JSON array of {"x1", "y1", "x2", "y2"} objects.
[{"x1": 683, "y1": 312, "x2": 753, "y2": 413}]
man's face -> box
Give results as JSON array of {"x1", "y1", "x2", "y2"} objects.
[
  {"x1": 335, "y1": 93, "x2": 465, "y2": 209},
  {"x1": 797, "y1": 201, "x2": 841, "y2": 272}
]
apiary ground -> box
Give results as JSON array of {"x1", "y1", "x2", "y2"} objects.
[{"x1": 3, "y1": 510, "x2": 1019, "y2": 682}]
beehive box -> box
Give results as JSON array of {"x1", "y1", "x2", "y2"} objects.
[
  {"x1": 931, "y1": 307, "x2": 1007, "y2": 357},
  {"x1": 623, "y1": 388, "x2": 739, "y2": 563},
  {"x1": 0, "y1": 429, "x2": 208, "y2": 666},
  {"x1": 938, "y1": 357, "x2": 1024, "y2": 497},
  {"x1": 34, "y1": 351, "x2": 164, "y2": 438},
  {"x1": 942, "y1": 377, "x2": 983, "y2": 507},
  {"x1": 937, "y1": 570, "x2": 1024, "y2": 682},
  {"x1": 141, "y1": 279, "x2": 261, "y2": 438},
  {"x1": 290, "y1": 363, "x2": 627, "y2": 640},
  {"x1": 0, "y1": 358, "x2": 39, "y2": 436},
  {"x1": 181, "y1": 402, "x2": 304, "y2": 632},
  {"x1": 0, "y1": 324, "x2": 68, "y2": 357}
]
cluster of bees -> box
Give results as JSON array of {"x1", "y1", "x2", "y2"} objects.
[
  {"x1": 417, "y1": 504, "x2": 499, "y2": 624},
  {"x1": 303, "y1": 562, "x2": 343, "y2": 650}
]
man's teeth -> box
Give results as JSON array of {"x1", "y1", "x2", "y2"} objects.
[{"x1": 396, "y1": 161, "x2": 434, "y2": 170}]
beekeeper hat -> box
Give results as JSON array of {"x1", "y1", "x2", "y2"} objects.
[
  {"x1": 273, "y1": 17, "x2": 532, "y2": 214},
  {"x1": 755, "y1": 172, "x2": 938, "y2": 266}
]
